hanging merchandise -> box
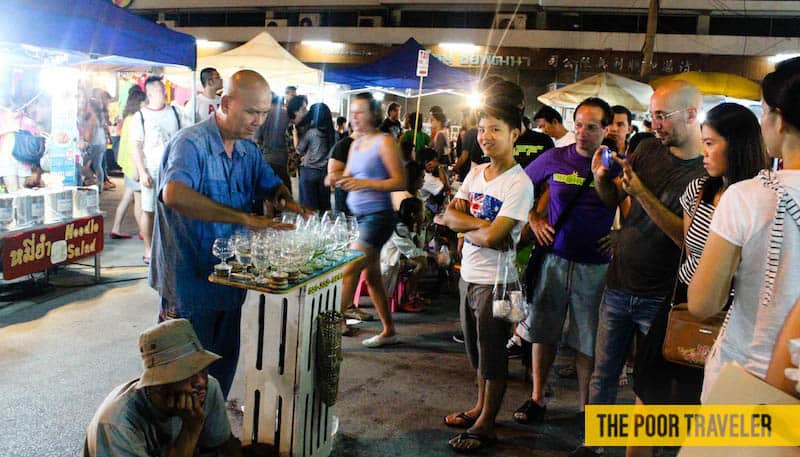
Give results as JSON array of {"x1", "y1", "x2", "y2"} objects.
[{"x1": 492, "y1": 250, "x2": 526, "y2": 323}]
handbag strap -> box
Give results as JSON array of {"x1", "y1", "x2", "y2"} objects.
[
  {"x1": 668, "y1": 179, "x2": 705, "y2": 308},
  {"x1": 757, "y1": 170, "x2": 800, "y2": 308}
]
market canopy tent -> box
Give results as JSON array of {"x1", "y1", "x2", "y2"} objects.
[
  {"x1": 537, "y1": 72, "x2": 654, "y2": 112},
  {"x1": 195, "y1": 32, "x2": 321, "y2": 86},
  {"x1": 325, "y1": 38, "x2": 477, "y2": 93},
  {"x1": 0, "y1": 0, "x2": 196, "y2": 69},
  {"x1": 651, "y1": 72, "x2": 761, "y2": 101}
]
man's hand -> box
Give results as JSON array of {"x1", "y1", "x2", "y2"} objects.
[
  {"x1": 140, "y1": 172, "x2": 154, "y2": 189},
  {"x1": 283, "y1": 200, "x2": 315, "y2": 219},
  {"x1": 615, "y1": 155, "x2": 646, "y2": 197},
  {"x1": 242, "y1": 214, "x2": 294, "y2": 231},
  {"x1": 170, "y1": 391, "x2": 206, "y2": 433},
  {"x1": 598, "y1": 230, "x2": 619, "y2": 257},
  {"x1": 529, "y1": 212, "x2": 555, "y2": 246},
  {"x1": 336, "y1": 177, "x2": 366, "y2": 191},
  {"x1": 591, "y1": 146, "x2": 611, "y2": 182}
]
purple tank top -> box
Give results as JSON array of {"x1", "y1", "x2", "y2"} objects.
[{"x1": 346, "y1": 133, "x2": 392, "y2": 215}]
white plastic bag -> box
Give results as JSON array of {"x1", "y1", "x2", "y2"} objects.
[{"x1": 492, "y1": 250, "x2": 526, "y2": 323}]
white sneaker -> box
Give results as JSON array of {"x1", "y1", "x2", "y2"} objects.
[{"x1": 362, "y1": 334, "x2": 401, "y2": 348}]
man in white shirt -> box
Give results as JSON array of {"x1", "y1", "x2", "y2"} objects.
[
  {"x1": 196, "y1": 67, "x2": 222, "y2": 122},
  {"x1": 441, "y1": 98, "x2": 534, "y2": 453},
  {"x1": 131, "y1": 76, "x2": 183, "y2": 264},
  {"x1": 534, "y1": 105, "x2": 576, "y2": 147}
]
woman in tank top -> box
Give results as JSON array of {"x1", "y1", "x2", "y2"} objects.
[{"x1": 331, "y1": 92, "x2": 406, "y2": 348}]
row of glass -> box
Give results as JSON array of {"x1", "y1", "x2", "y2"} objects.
[{"x1": 212, "y1": 211, "x2": 359, "y2": 286}]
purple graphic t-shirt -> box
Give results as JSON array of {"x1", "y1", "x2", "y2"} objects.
[{"x1": 524, "y1": 144, "x2": 615, "y2": 264}]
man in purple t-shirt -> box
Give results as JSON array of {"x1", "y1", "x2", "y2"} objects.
[{"x1": 511, "y1": 98, "x2": 616, "y2": 425}]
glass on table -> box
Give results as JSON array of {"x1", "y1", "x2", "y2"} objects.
[{"x1": 212, "y1": 237, "x2": 234, "y2": 278}]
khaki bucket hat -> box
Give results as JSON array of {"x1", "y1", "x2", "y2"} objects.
[{"x1": 135, "y1": 319, "x2": 220, "y2": 389}]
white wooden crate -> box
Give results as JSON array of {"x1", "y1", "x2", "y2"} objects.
[{"x1": 240, "y1": 268, "x2": 343, "y2": 457}]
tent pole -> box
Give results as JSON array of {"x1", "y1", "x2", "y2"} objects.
[
  {"x1": 412, "y1": 75, "x2": 424, "y2": 162},
  {"x1": 191, "y1": 70, "x2": 197, "y2": 123}
]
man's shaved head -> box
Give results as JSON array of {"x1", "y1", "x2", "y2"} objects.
[
  {"x1": 649, "y1": 80, "x2": 702, "y2": 149},
  {"x1": 224, "y1": 70, "x2": 270, "y2": 100},
  {"x1": 653, "y1": 80, "x2": 702, "y2": 112},
  {"x1": 218, "y1": 70, "x2": 272, "y2": 141}
]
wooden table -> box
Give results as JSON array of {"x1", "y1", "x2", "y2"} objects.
[{"x1": 209, "y1": 252, "x2": 362, "y2": 457}]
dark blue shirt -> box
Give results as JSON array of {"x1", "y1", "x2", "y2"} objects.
[{"x1": 149, "y1": 115, "x2": 282, "y2": 311}]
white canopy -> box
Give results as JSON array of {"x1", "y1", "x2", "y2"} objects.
[
  {"x1": 195, "y1": 32, "x2": 322, "y2": 87},
  {"x1": 537, "y1": 72, "x2": 654, "y2": 112}
]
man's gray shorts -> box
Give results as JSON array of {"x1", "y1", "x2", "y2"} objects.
[
  {"x1": 519, "y1": 252, "x2": 607, "y2": 357},
  {"x1": 459, "y1": 279, "x2": 512, "y2": 380}
]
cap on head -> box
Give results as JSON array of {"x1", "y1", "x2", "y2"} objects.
[{"x1": 135, "y1": 319, "x2": 220, "y2": 389}]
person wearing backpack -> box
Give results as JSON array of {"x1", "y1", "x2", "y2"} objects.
[{"x1": 130, "y1": 76, "x2": 184, "y2": 264}]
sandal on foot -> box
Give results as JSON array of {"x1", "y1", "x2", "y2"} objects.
[
  {"x1": 513, "y1": 399, "x2": 546, "y2": 424},
  {"x1": 444, "y1": 412, "x2": 477, "y2": 428},
  {"x1": 448, "y1": 432, "x2": 497, "y2": 454}
]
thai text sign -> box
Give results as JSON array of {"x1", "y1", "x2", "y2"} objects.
[
  {"x1": 2, "y1": 215, "x2": 104, "y2": 280},
  {"x1": 416, "y1": 50, "x2": 430, "y2": 77}
]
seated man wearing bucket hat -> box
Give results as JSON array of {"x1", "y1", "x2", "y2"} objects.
[{"x1": 85, "y1": 319, "x2": 242, "y2": 457}]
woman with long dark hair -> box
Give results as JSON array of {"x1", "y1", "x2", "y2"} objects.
[
  {"x1": 628, "y1": 102, "x2": 767, "y2": 456},
  {"x1": 689, "y1": 57, "x2": 800, "y2": 403},
  {"x1": 295, "y1": 102, "x2": 335, "y2": 210},
  {"x1": 110, "y1": 86, "x2": 147, "y2": 239}
]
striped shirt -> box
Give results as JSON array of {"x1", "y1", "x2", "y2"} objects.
[{"x1": 678, "y1": 176, "x2": 714, "y2": 285}]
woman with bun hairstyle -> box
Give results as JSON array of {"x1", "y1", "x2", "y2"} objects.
[{"x1": 440, "y1": 94, "x2": 534, "y2": 453}]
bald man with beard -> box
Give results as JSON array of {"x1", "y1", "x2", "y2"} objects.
[
  {"x1": 567, "y1": 81, "x2": 706, "y2": 457},
  {"x1": 150, "y1": 70, "x2": 312, "y2": 398}
]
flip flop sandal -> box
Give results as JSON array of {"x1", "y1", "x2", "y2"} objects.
[
  {"x1": 443, "y1": 412, "x2": 476, "y2": 428},
  {"x1": 447, "y1": 432, "x2": 497, "y2": 454},
  {"x1": 513, "y1": 399, "x2": 546, "y2": 424}
]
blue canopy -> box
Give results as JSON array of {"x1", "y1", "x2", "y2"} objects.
[
  {"x1": 0, "y1": 0, "x2": 196, "y2": 69},
  {"x1": 325, "y1": 38, "x2": 476, "y2": 91}
]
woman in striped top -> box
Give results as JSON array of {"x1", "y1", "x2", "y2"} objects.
[{"x1": 632, "y1": 103, "x2": 767, "y2": 418}]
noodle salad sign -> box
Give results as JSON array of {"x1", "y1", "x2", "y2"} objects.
[{"x1": 1, "y1": 216, "x2": 104, "y2": 279}]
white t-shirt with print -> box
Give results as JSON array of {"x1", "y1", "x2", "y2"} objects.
[
  {"x1": 129, "y1": 106, "x2": 182, "y2": 170},
  {"x1": 702, "y1": 170, "x2": 800, "y2": 401},
  {"x1": 554, "y1": 131, "x2": 576, "y2": 148},
  {"x1": 196, "y1": 93, "x2": 221, "y2": 122},
  {"x1": 455, "y1": 163, "x2": 534, "y2": 285}
]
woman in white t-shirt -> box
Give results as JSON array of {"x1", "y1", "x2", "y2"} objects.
[{"x1": 689, "y1": 57, "x2": 800, "y2": 402}]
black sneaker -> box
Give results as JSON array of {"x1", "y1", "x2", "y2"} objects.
[
  {"x1": 452, "y1": 332, "x2": 464, "y2": 344},
  {"x1": 568, "y1": 446, "x2": 603, "y2": 457}
]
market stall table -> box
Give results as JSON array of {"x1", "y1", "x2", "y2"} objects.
[
  {"x1": 1, "y1": 214, "x2": 104, "y2": 282},
  {"x1": 209, "y1": 251, "x2": 363, "y2": 457}
]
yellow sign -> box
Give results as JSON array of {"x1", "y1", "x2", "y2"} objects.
[{"x1": 585, "y1": 405, "x2": 800, "y2": 447}]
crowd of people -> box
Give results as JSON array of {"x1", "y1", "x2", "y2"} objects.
[{"x1": 78, "y1": 57, "x2": 800, "y2": 456}]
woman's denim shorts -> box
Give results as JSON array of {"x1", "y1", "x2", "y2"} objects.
[{"x1": 354, "y1": 209, "x2": 396, "y2": 250}]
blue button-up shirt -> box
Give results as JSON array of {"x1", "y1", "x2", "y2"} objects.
[{"x1": 149, "y1": 115, "x2": 282, "y2": 312}]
